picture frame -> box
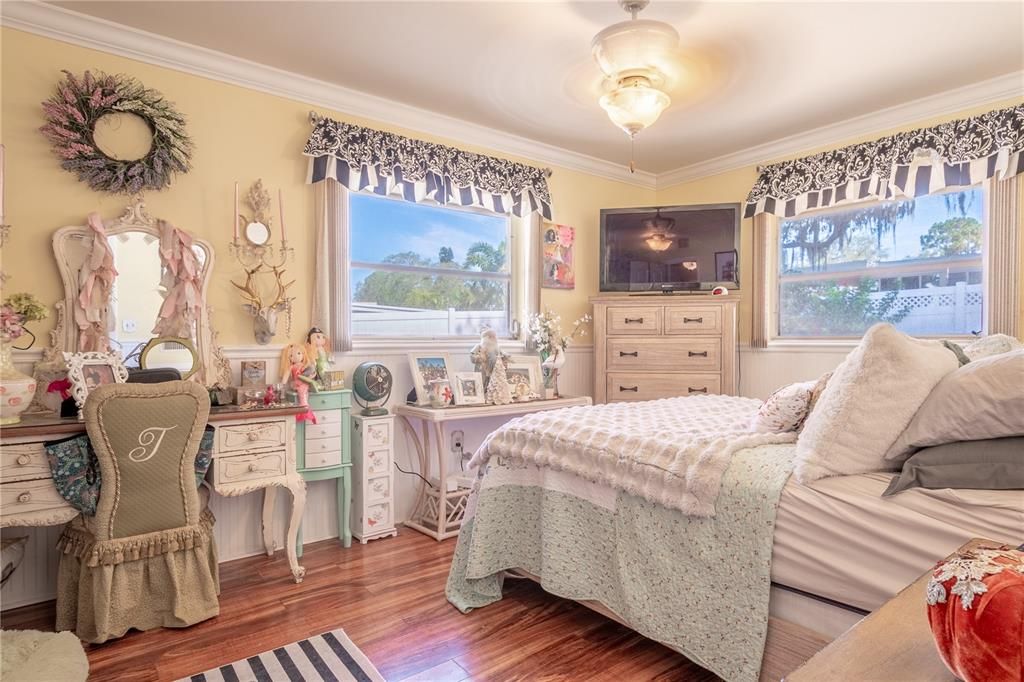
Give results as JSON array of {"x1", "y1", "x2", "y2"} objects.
[
  {"x1": 322, "y1": 369, "x2": 346, "y2": 391},
  {"x1": 541, "y1": 222, "x2": 575, "y2": 289},
  {"x1": 62, "y1": 351, "x2": 130, "y2": 417},
  {"x1": 407, "y1": 353, "x2": 454, "y2": 406},
  {"x1": 452, "y1": 371, "x2": 485, "y2": 405},
  {"x1": 240, "y1": 359, "x2": 267, "y2": 388},
  {"x1": 505, "y1": 355, "x2": 544, "y2": 401},
  {"x1": 715, "y1": 249, "x2": 738, "y2": 283}
]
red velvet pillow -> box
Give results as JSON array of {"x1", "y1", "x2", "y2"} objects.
[{"x1": 927, "y1": 545, "x2": 1024, "y2": 682}]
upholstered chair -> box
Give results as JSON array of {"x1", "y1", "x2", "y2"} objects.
[{"x1": 55, "y1": 381, "x2": 219, "y2": 643}]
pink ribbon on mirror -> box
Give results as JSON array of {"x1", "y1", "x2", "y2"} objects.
[
  {"x1": 152, "y1": 219, "x2": 204, "y2": 338},
  {"x1": 75, "y1": 212, "x2": 118, "y2": 351}
]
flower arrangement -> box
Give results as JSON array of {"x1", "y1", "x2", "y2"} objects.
[
  {"x1": 528, "y1": 308, "x2": 592, "y2": 357},
  {"x1": 1, "y1": 293, "x2": 48, "y2": 347},
  {"x1": 40, "y1": 70, "x2": 193, "y2": 194}
]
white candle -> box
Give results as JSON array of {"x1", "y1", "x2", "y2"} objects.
[
  {"x1": 233, "y1": 182, "x2": 239, "y2": 241},
  {"x1": 278, "y1": 188, "x2": 287, "y2": 243}
]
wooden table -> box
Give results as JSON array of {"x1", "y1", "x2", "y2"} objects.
[
  {"x1": 786, "y1": 538, "x2": 999, "y2": 681},
  {"x1": 395, "y1": 396, "x2": 592, "y2": 540}
]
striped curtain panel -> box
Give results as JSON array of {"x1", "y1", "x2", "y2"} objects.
[
  {"x1": 744, "y1": 104, "x2": 1024, "y2": 219},
  {"x1": 304, "y1": 114, "x2": 553, "y2": 219},
  {"x1": 312, "y1": 180, "x2": 352, "y2": 353},
  {"x1": 986, "y1": 174, "x2": 1022, "y2": 337},
  {"x1": 750, "y1": 213, "x2": 774, "y2": 348}
]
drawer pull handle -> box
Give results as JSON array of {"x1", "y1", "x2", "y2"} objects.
[
  {"x1": 624, "y1": 317, "x2": 644, "y2": 324},
  {"x1": 683, "y1": 317, "x2": 704, "y2": 324},
  {"x1": 688, "y1": 387, "x2": 708, "y2": 394},
  {"x1": 619, "y1": 386, "x2": 639, "y2": 393},
  {"x1": 618, "y1": 351, "x2": 639, "y2": 357},
  {"x1": 17, "y1": 492, "x2": 32, "y2": 504},
  {"x1": 16, "y1": 455, "x2": 31, "y2": 466},
  {"x1": 688, "y1": 351, "x2": 708, "y2": 357},
  {"x1": 247, "y1": 432, "x2": 260, "y2": 441}
]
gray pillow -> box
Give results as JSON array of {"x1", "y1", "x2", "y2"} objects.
[
  {"x1": 882, "y1": 437, "x2": 1024, "y2": 496},
  {"x1": 886, "y1": 349, "x2": 1024, "y2": 460}
]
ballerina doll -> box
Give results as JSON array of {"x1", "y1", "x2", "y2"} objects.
[{"x1": 279, "y1": 342, "x2": 319, "y2": 407}]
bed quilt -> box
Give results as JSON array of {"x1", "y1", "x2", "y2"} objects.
[{"x1": 447, "y1": 444, "x2": 796, "y2": 682}]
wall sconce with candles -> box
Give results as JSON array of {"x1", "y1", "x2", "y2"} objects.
[{"x1": 230, "y1": 179, "x2": 295, "y2": 345}]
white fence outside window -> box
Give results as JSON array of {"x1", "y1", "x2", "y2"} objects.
[{"x1": 870, "y1": 282, "x2": 982, "y2": 335}]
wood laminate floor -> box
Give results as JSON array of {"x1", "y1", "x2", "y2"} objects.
[{"x1": 2, "y1": 529, "x2": 830, "y2": 681}]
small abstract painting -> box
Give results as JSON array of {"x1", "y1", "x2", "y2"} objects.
[{"x1": 541, "y1": 223, "x2": 575, "y2": 289}]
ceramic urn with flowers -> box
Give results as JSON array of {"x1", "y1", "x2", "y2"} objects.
[
  {"x1": 0, "y1": 293, "x2": 48, "y2": 424},
  {"x1": 926, "y1": 544, "x2": 1024, "y2": 682}
]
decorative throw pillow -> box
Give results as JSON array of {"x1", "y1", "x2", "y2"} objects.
[
  {"x1": 800, "y1": 371, "x2": 833, "y2": 431},
  {"x1": 794, "y1": 323, "x2": 960, "y2": 483},
  {"x1": 886, "y1": 349, "x2": 1024, "y2": 460},
  {"x1": 750, "y1": 380, "x2": 816, "y2": 433},
  {"x1": 883, "y1": 437, "x2": 1024, "y2": 496},
  {"x1": 962, "y1": 333, "x2": 1023, "y2": 361}
]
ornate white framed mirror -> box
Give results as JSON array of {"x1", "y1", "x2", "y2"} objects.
[{"x1": 46, "y1": 198, "x2": 230, "y2": 390}]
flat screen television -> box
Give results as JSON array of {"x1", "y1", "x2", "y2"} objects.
[{"x1": 599, "y1": 203, "x2": 740, "y2": 292}]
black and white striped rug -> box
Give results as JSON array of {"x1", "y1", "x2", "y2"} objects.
[{"x1": 179, "y1": 628, "x2": 385, "y2": 682}]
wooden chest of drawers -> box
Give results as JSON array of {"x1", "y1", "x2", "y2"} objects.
[{"x1": 592, "y1": 294, "x2": 739, "y2": 403}]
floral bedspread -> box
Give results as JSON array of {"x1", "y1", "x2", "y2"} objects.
[{"x1": 447, "y1": 444, "x2": 796, "y2": 682}]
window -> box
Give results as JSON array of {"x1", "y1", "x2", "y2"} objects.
[
  {"x1": 349, "y1": 193, "x2": 517, "y2": 339},
  {"x1": 774, "y1": 187, "x2": 985, "y2": 338}
]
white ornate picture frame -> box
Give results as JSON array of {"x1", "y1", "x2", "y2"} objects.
[
  {"x1": 63, "y1": 351, "x2": 129, "y2": 417},
  {"x1": 506, "y1": 355, "x2": 544, "y2": 401},
  {"x1": 452, "y1": 371, "x2": 485, "y2": 406},
  {"x1": 407, "y1": 353, "x2": 453, "y2": 406}
]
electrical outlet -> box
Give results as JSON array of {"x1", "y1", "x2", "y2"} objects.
[{"x1": 451, "y1": 429, "x2": 464, "y2": 456}]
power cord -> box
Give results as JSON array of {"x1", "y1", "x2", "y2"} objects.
[{"x1": 394, "y1": 461, "x2": 431, "y2": 486}]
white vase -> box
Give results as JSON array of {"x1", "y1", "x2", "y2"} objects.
[{"x1": 0, "y1": 340, "x2": 36, "y2": 425}]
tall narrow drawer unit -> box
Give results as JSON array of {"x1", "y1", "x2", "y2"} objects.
[
  {"x1": 351, "y1": 414, "x2": 398, "y2": 544},
  {"x1": 295, "y1": 389, "x2": 354, "y2": 552},
  {"x1": 592, "y1": 294, "x2": 739, "y2": 403}
]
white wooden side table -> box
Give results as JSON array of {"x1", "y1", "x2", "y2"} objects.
[{"x1": 395, "y1": 396, "x2": 592, "y2": 541}]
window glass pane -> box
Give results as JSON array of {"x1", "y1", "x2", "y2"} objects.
[
  {"x1": 778, "y1": 188, "x2": 983, "y2": 337},
  {"x1": 349, "y1": 193, "x2": 510, "y2": 337}
]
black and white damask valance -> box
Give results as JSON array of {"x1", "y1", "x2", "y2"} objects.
[
  {"x1": 744, "y1": 104, "x2": 1024, "y2": 219},
  {"x1": 304, "y1": 115, "x2": 552, "y2": 219}
]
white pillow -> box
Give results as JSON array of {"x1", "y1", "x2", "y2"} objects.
[
  {"x1": 794, "y1": 324, "x2": 959, "y2": 483},
  {"x1": 962, "y1": 334, "x2": 1023, "y2": 360},
  {"x1": 750, "y1": 380, "x2": 816, "y2": 433}
]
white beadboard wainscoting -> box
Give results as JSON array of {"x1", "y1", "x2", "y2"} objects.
[
  {"x1": 1, "y1": 344, "x2": 595, "y2": 609},
  {"x1": 1, "y1": 342, "x2": 838, "y2": 609}
]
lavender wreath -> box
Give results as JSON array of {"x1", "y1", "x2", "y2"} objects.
[{"x1": 40, "y1": 70, "x2": 193, "y2": 194}]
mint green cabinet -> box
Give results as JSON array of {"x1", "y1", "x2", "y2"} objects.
[{"x1": 295, "y1": 389, "x2": 352, "y2": 555}]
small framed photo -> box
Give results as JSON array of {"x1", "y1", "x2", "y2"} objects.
[
  {"x1": 715, "y1": 249, "x2": 737, "y2": 283},
  {"x1": 505, "y1": 355, "x2": 543, "y2": 402},
  {"x1": 63, "y1": 351, "x2": 130, "y2": 417},
  {"x1": 240, "y1": 360, "x2": 267, "y2": 388},
  {"x1": 452, "y1": 371, "x2": 485, "y2": 405},
  {"x1": 407, "y1": 353, "x2": 453, "y2": 406},
  {"x1": 322, "y1": 369, "x2": 346, "y2": 391}
]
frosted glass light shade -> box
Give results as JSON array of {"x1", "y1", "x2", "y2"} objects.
[
  {"x1": 592, "y1": 19, "x2": 679, "y2": 81},
  {"x1": 599, "y1": 80, "x2": 671, "y2": 136}
]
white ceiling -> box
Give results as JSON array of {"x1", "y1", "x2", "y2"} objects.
[{"x1": 43, "y1": 1, "x2": 1024, "y2": 175}]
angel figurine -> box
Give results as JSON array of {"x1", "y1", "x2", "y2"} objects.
[{"x1": 470, "y1": 328, "x2": 506, "y2": 388}]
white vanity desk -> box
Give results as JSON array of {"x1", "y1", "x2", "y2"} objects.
[{"x1": 0, "y1": 405, "x2": 309, "y2": 583}]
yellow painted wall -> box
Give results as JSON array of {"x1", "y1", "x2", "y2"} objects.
[
  {"x1": 0, "y1": 27, "x2": 654, "y2": 348},
  {"x1": 655, "y1": 97, "x2": 1024, "y2": 343}
]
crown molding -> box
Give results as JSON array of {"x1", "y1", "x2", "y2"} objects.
[
  {"x1": 0, "y1": 1, "x2": 658, "y2": 190},
  {"x1": 4, "y1": 2, "x2": 1020, "y2": 194},
  {"x1": 657, "y1": 71, "x2": 1024, "y2": 190}
]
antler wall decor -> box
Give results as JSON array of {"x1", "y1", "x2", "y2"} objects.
[{"x1": 230, "y1": 179, "x2": 295, "y2": 344}]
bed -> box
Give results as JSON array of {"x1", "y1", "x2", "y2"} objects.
[{"x1": 446, "y1": 396, "x2": 1023, "y2": 682}]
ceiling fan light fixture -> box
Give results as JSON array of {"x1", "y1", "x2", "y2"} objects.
[
  {"x1": 599, "y1": 76, "x2": 671, "y2": 137},
  {"x1": 645, "y1": 233, "x2": 674, "y2": 251}
]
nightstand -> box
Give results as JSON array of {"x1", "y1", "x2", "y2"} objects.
[{"x1": 295, "y1": 389, "x2": 352, "y2": 555}]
